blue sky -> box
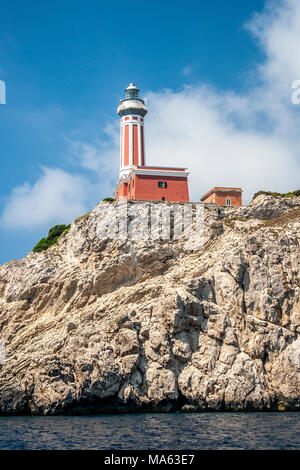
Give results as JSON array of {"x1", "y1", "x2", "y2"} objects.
[{"x1": 0, "y1": 0, "x2": 299, "y2": 264}]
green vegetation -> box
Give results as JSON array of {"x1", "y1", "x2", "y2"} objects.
[
  {"x1": 252, "y1": 190, "x2": 300, "y2": 201},
  {"x1": 61, "y1": 225, "x2": 71, "y2": 237},
  {"x1": 223, "y1": 219, "x2": 235, "y2": 228},
  {"x1": 223, "y1": 216, "x2": 248, "y2": 227},
  {"x1": 33, "y1": 224, "x2": 71, "y2": 253},
  {"x1": 75, "y1": 211, "x2": 91, "y2": 222},
  {"x1": 102, "y1": 197, "x2": 116, "y2": 202}
]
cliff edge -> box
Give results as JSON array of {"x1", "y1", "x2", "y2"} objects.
[{"x1": 0, "y1": 194, "x2": 299, "y2": 414}]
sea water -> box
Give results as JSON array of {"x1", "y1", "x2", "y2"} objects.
[{"x1": 0, "y1": 412, "x2": 299, "y2": 450}]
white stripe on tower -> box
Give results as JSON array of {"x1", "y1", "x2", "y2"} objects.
[
  {"x1": 122, "y1": 122, "x2": 125, "y2": 169},
  {"x1": 120, "y1": 124, "x2": 122, "y2": 169}
]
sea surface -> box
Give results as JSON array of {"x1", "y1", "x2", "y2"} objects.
[{"x1": 0, "y1": 412, "x2": 299, "y2": 450}]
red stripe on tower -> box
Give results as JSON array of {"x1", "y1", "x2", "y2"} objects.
[
  {"x1": 124, "y1": 125, "x2": 129, "y2": 166},
  {"x1": 141, "y1": 126, "x2": 145, "y2": 166}
]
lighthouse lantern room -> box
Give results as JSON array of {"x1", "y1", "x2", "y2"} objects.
[{"x1": 115, "y1": 83, "x2": 190, "y2": 202}]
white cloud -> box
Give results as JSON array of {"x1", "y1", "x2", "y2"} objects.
[
  {"x1": 145, "y1": 85, "x2": 299, "y2": 203},
  {"x1": 70, "y1": 141, "x2": 104, "y2": 171},
  {"x1": 1, "y1": 167, "x2": 88, "y2": 229},
  {"x1": 144, "y1": 0, "x2": 300, "y2": 203},
  {"x1": 245, "y1": 0, "x2": 300, "y2": 90},
  {"x1": 65, "y1": 130, "x2": 119, "y2": 201},
  {"x1": 182, "y1": 65, "x2": 193, "y2": 77},
  {"x1": 67, "y1": 122, "x2": 119, "y2": 176},
  {"x1": 1, "y1": 132, "x2": 119, "y2": 231}
]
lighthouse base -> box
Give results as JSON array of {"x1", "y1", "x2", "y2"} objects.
[{"x1": 115, "y1": 166, "x2": 190, "y2": 203}]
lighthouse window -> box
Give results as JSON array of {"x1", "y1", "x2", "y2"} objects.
[
  {"x1": 226, "y1": 198, "x2": 231, "y2": 206},
  {"x1": 158, "y1": 181, "x2": 167, "y2": 188}
]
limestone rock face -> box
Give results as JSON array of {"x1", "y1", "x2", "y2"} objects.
[{"x1": 0, "y1": 195, "x2": 299, "y2": 415}]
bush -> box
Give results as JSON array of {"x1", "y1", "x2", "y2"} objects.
[
  {"x1": 252, "y1": 190, "x2": 300, "y2": 201},
  {"x1": 32, "y1": 237, "x2": 50, "y2": 253},
  {"x1": 33, "y1": 224, "x2": 71, "y2": 253},
  {"x1": 102, "y1": 197, "x2": 116, "y2": 202}
]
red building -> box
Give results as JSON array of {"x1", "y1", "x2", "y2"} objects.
[
  {"x1": 115, "y1": 84, "x2": 189, "y2": 202},
  {"x1": 201, "y1": 187, "x2": 242, "y2": 206}
]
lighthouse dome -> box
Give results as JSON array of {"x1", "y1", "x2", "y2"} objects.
[
  {"x1": 117, "y1": 83, "x2": 148, "y2": 117},
  {"x1": 125, "y1": 83, "x2": 140, "y2": 99}
]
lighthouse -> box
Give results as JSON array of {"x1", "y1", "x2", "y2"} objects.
[
  {"x1": 115, "y1": 83, "x2": 190, "y2": 202},
  {"x1": 117, "y1": 84, "x2": 147, "y2": 178}
]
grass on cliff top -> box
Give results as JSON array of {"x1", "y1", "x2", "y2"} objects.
[
  {"x1": 75, "y1": 211, "x2": 92, "y2": 223},
  {"x1": 102, "y1": 197, "x2": 116, "y2": 202},
  {"x1": 252, "y1": 189, "x2": 300, "y2": 200},
  {"x1": 74, "y1": 198, "x2": 115, "y2": 223},
  {"x1": 33, "y1": 224, "x2": 71, "y2": 253}
]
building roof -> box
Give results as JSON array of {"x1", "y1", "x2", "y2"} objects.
[
  {"x1": 201, "y1": 186, "x2": 242, "y2": 201},
  {"x1": 115, "y1": 166, "x2": 189, "y2": 190}
]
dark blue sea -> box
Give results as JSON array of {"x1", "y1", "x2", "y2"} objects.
[{"x1": 0, "y1": 412, "x2": 299, "y2": 450}]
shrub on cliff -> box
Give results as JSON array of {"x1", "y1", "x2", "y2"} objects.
[
  {"x1": 252, "y1": 190, "x2": 300, "y2": 201},
  {"x1": 102, "y1": 197, "x2": 116, "y2": 202},
  {"x1": 33, "y1": 224, "x2": 71, "y2": 253},
  {"x1": 32, "y1": 237, "x2": 50, "y2": 253}
]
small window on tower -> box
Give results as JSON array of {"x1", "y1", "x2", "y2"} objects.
[
  {"x1": 226, "y1": 198, "x2": 231, "y2": 206},
  {"x1": 158, "y1": 181, "x2": 167, "y2": 188},
  {"x1": 162, "y1": 197, "x2": 166, "y2": 201}
]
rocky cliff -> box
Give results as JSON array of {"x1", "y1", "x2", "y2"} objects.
[{"x1": 0, "y1": 194, "x2": 299, "y2": 415}]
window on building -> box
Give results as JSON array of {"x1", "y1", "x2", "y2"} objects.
[
  {"x1": 226, "y1": 198, "x2": 231, "y2": 206},
  {"x1": 162, "y1": 197, "x2": 166, "y2": 201},
  {"x1": 158, "y1": 181, "x2": 167, "y2": 188}
]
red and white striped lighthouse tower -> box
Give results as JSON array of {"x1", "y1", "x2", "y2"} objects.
[
  {"x1": 115, "y1": 83, "x2": 190, "y2": 202},
  {"x1": 118, "y1": 84, "x2": 147, "y2": 178}
]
